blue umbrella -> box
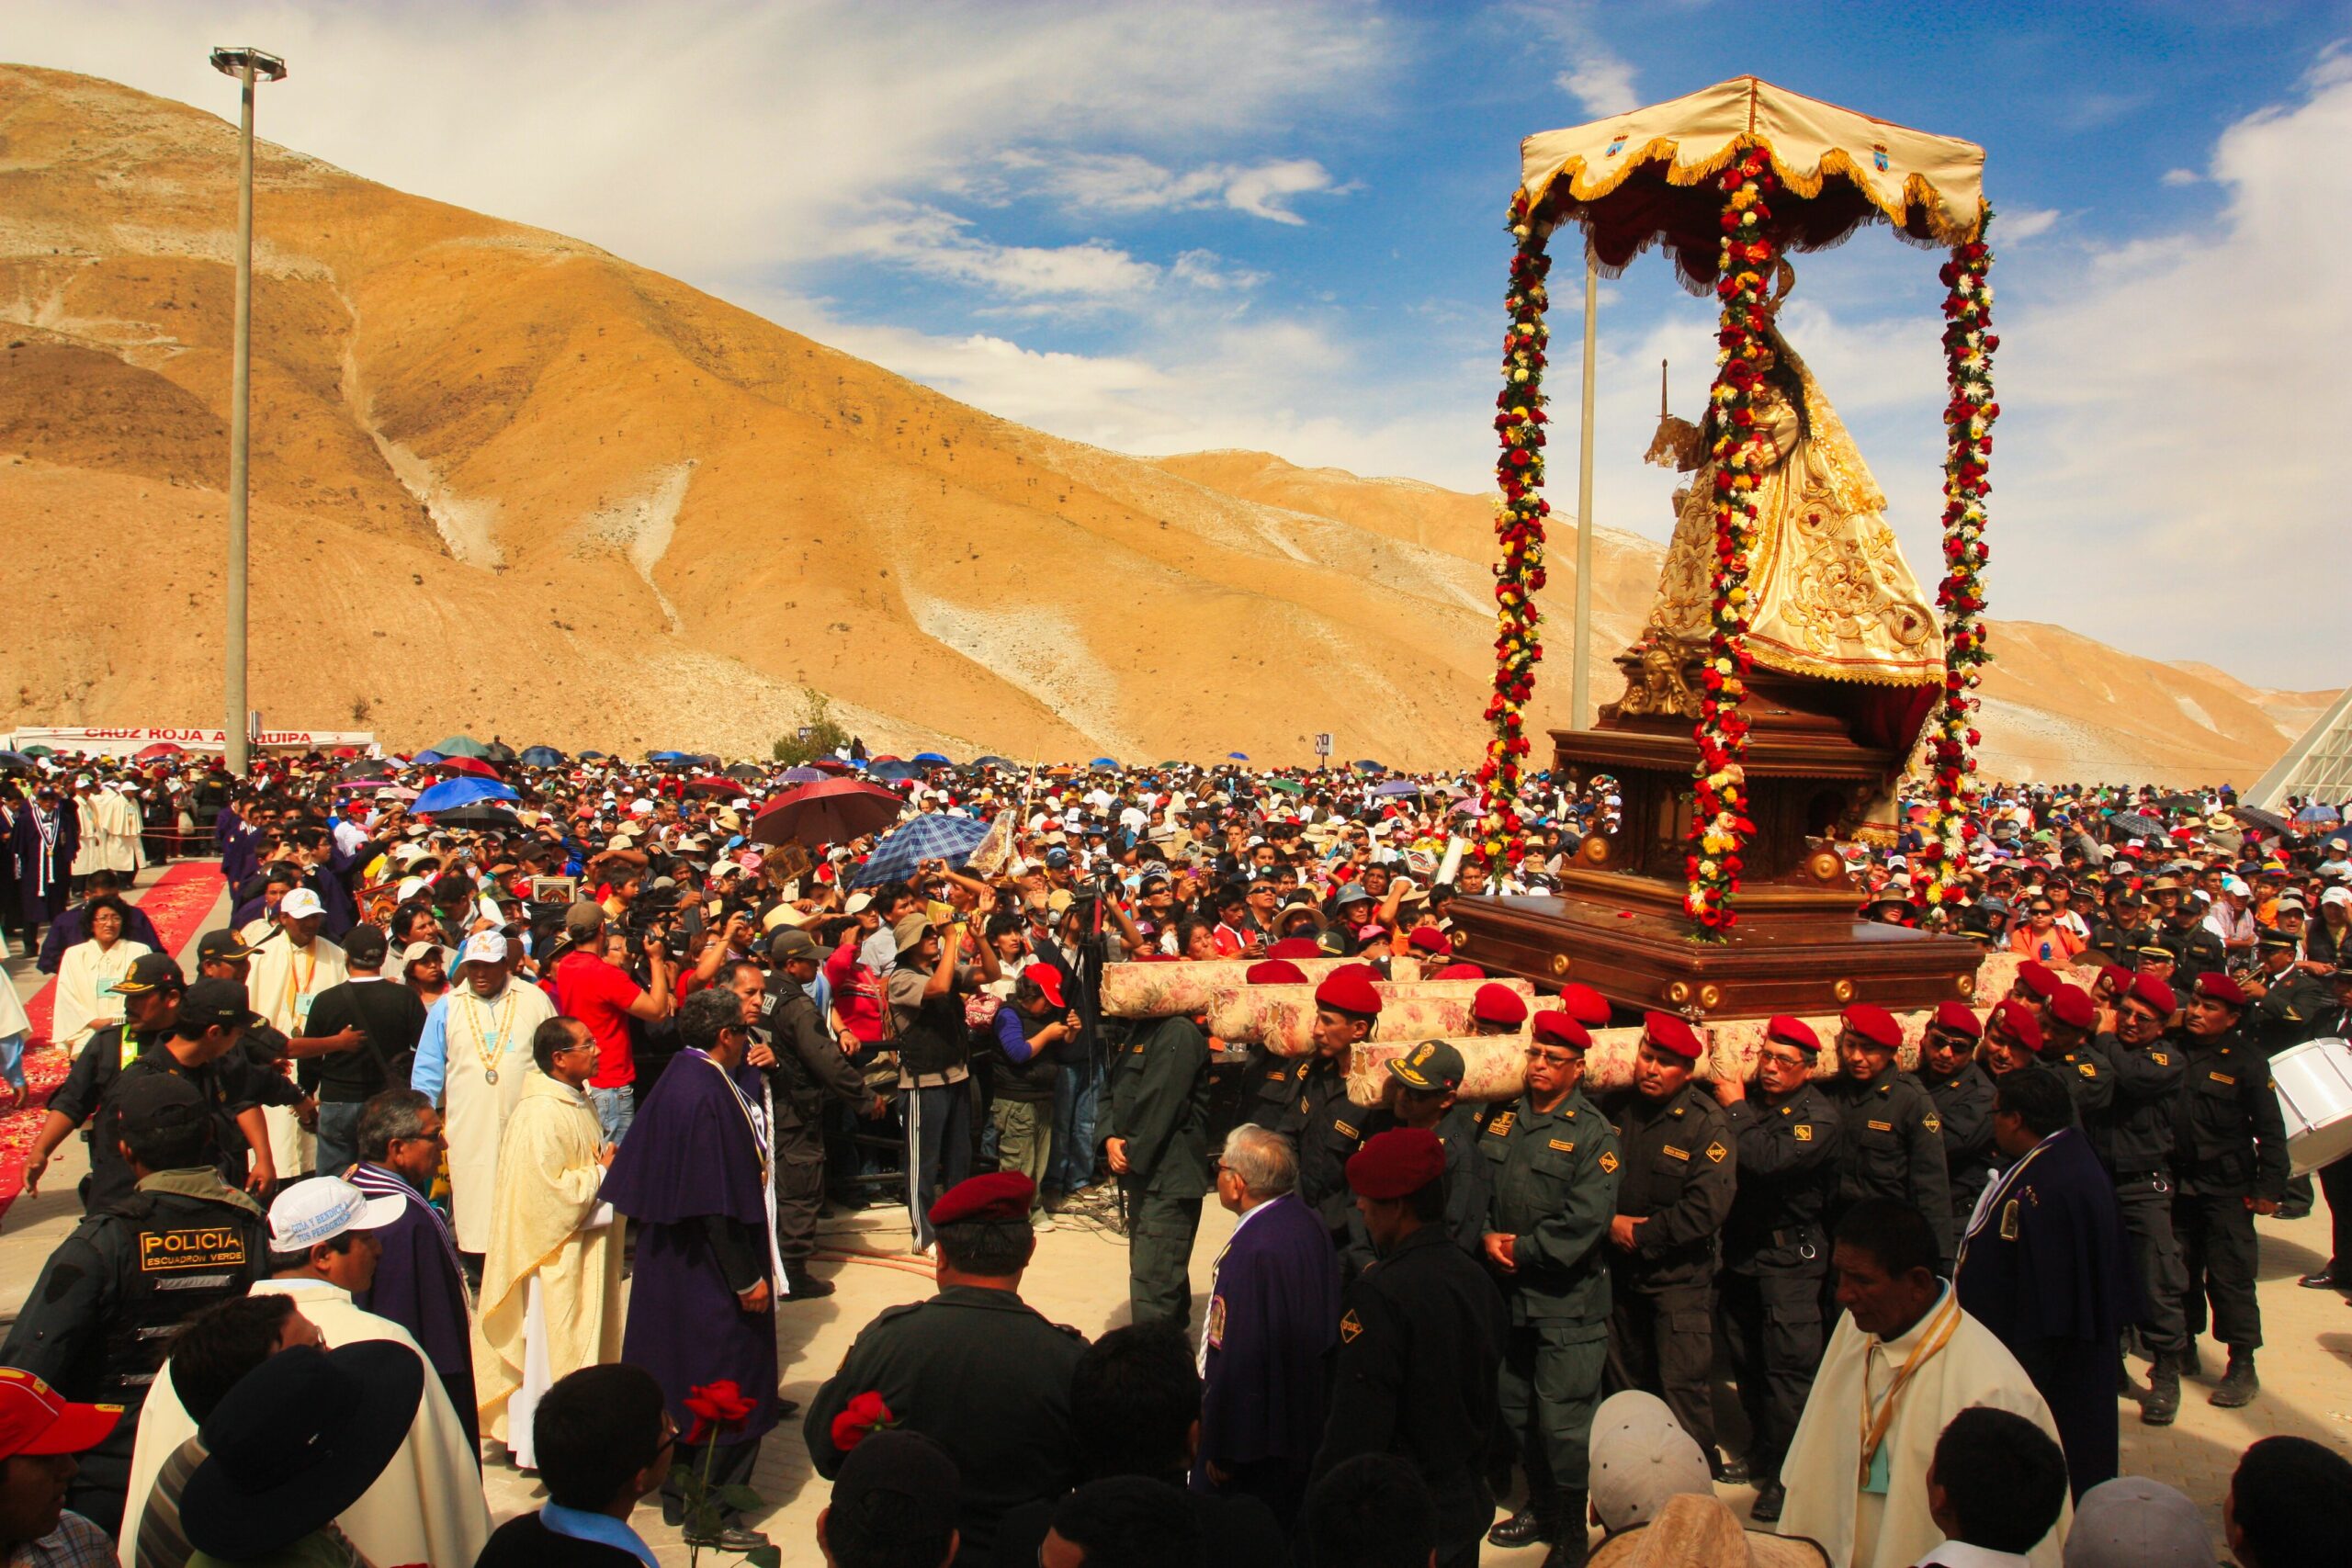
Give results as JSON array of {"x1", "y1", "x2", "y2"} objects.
[
  {"x1": 517, "y1": 746, "x2": 565, "y2": 767},
  {"x1": 1089, "y1": 757, "x2": 1119, "y2": 769},
  {"x1": 1353, "y1": 759, "x2": 1385, "y2": 772},
  {"x1": 413, "y1": 777, "x2": 521, "y2": 814},
  {"x1": 913, "y1": 751, "x2": 952, "y2": 765},
  {"x1": 412, "y1": 750, "x2": 446, "y2": 766},
  {"x1": 648, "y1": 750, "x2": 691, "y2": 763},
  {"x1": 853, "y1": 814, "x2": 993, "y2": 886},
  {"x1": 868, "y1": 760, "x2": 925, "y2": 783},
  {"x1": 974, "y1": 755, "x2": 1014, "y2": 768},
  {"x1": 2296, "y1": 804, "x2": 2342, "y2": 825},
  {"x1": 1371, "y1": 780, "x2": 1422, "y2": 797},
  {"x1": 1227, "y1": 751, "x2": 1250, "y2": 761},
  {"x1": 577, "y1": 750, "x2": 608, "y2": 760}
]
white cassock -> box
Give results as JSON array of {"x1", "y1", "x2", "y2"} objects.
[
  {"x1": 70, "y1": 795, "x2": 103, "y2": 877},
  {"x1": 244, "y1": 932, "x2": 348, "y2": 1178},
  {"x1": 418, "y1": 981, "x2": 555, "y2": 1254},
  {"x1": 96, "y1": 787, "x2": 143, "y2": 874},
  {"x1": 1778, "y1": 1284, "x2": 2070, "y2": 1568},
  {"x1": 118, "y1": 1279, "x2": 491, "y2": 1568},
  {"x1": 51, "y1": 939, "x2": 150, "y2": 1053},
  {"x1": 471, "y1": 1073, "x2": 626, "y2": 1464}
]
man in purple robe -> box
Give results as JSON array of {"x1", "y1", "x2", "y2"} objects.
[
  {"x1": 602, "y1": 986, "x2": 779, "y2": 1555},
  {"x1": 347, "y1": 1088, "x2": 480, "y2": 1461},
  {"x1": 9, "y1": 780, "x2": 77, "y2": 937}
]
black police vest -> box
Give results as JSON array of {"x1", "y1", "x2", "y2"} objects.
[{"x1": 97, "y1": 1190, "x2": 265, "y2": 1402}]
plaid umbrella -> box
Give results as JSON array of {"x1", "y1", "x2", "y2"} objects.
[
  {"x1": 2109, "y1": 812, "x2": 2167, "y2": 840},
  {"x1": 850, "y1": 813, "x2": 992, "y2": 886},
  {"x1": 751, "y1": 779, "x2": 904, "y2": 850}
]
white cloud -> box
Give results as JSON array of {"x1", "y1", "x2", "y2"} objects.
[
  {"x1": 1998, "y1": 207, "x2": 2060, "y2": 241},
  {"x1": 2161, "y1": 167, "x2": 2201, "y2": 186},
  {"x1": 1019, "y1": 151, "x2": 1340, "y2": 225},
  {"x1": 1172, "y1": 249, "x2": 1269, "y2": 290},
  {"x1": 846, "y1": 207, "x2": 1161, "y2": 299},
  {"x1": 1555, "y1": 51, "x2": 1638, "y2": 118}
]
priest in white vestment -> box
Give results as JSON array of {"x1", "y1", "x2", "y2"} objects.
[
  {"x1": 1779, "y1": 1199, "x2": 2069, "y2": 1568},
  {"x1": 95, "y1": 783, "x2": 144, "y2": 875},
  {"x1": 409, "y1": 931, "x2": 555, "y2": 1255},
  {"x1": 118, "y1": 1175, "x2": 491, "y2": 1568},
  {"x1": 243, "y1": 887, "x2": 347, "y2": 1179},
  {"x1": 69, "y1": 780, "x2": 104, "y2": 881},
  {"x1": 470, "y1": 1015, "x2": 625, "y2": 1466}
]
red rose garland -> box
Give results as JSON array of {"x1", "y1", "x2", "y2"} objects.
[
  {"x1": 1684, "y1": 152, "x2": 1777, "y2": 933},
  {"x1": 1478, "y1": 190, "x2": 1552, "y2": 872},
  {"x1": 1919, "y1": 211, "x2": 1999, "y2": 908}
]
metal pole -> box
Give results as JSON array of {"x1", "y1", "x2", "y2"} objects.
[
  {"x1": 1570, "y1": 249, "x2": 1600, "y2": 730},
  {"x1": 224, "y1": 58, "x2": 255, "y2": 775}
]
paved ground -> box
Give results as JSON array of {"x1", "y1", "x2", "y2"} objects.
[{"x1": 5, "y1": 863, "x2": 2347, "y2": 1563}]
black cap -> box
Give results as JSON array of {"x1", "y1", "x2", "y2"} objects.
[
  {"x1": 110, "y1": 1069, "x2": 209, "y2": 1137},
  {"x1": 2258, "y1": 933, "x2": 2297, "y2": 952},
  {"x1": 109, "y1": 953, "x2": 184, "y2": 996},
  {"x1": 176, "y1": 977, "x2": 261, "y2": 1034},
  {"x1": 196, "y1": 930, "x2": 256, "y2": 964}
]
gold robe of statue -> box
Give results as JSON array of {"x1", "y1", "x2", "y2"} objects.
[{"x1": 1647, "y1": 325, "x2": 1943, "y2": 686}]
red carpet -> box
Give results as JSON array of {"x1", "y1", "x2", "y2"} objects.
[{"x1": 0, "y1": 862, "x2": 225, "y2": 1224}]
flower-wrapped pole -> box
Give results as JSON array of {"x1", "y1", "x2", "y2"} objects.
[
  {"x1": 1683, "y1": 151, "x2": 1778, "y2": 934},
  {"x1": 1918, "y1": 211, "x2": 1999, "y2": 908},
  {"x1": 1478, "y1": 190, "x2": 1553, "y2": 873}
]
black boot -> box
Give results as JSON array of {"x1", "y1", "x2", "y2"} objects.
[
  {"x1": 1488, "y1": 1490, "x2": 1559, "y2": 1548},
  {"x1": 2142, "y1": 1352, "x2": 2181, "y2": 1426},
  {"x1": 784, "y1": 1262, "x2": 835, "y2": 1299},
  {"x1": 1751, "y1": 1479, "x2": 1786, "y2": 1523},
  {"x1": 2211, "y1": 1352, "x2": 2258, "y2": 1408},
  {"x1": 1542, "y1": 1490, "x2": 1591, "y2": 1568}
]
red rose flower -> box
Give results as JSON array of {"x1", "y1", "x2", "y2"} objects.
[
  {"x1": 830, "y1": 1391, "x2": 896, "y2": 1454},
  {"x1": 683, "y1": 1380, "x2": 758, "y2": 1444}
]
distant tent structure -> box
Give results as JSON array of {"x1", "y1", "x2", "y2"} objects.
[{"x1": 2248, "y1": 686, "x2": 2352, "y2": 809}]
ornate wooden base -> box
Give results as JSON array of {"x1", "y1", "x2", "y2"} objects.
[{"x1": 1449, "y1": 891, "x2": 1984, "y2": 1021}]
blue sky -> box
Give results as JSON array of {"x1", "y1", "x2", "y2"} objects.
[{"x1": 21, "y1": 0, "x2": 2352, "y2": 685}]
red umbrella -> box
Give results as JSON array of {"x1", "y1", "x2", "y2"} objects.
[
  {"x1": 436, "y1": 756, "x2": 503, "y2": 779},
  {"x1": 133, "y1": 742, "x2": 183, "y2": 760},
  {"x1": 682, "y1": 776, "x2": 738, "y2": 797},
  {"x1": 808, "y1": 758, "x2": 857, "y2": 774},
  {"x1": 751, "y1": 779, "x2": 904, "y2": 849}
]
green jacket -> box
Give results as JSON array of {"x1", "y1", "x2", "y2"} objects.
[
  {"x1": 1480, "y1": 1087, "x2": 1620, "y2": 1332},
  {"x1": 1109, "y1": 1016, "x2": 1214, "y2": 1198}
]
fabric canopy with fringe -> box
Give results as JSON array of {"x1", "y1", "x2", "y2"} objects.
[{"x1": 1519, "y1": 75, "x2": 1985, "y2": 291}]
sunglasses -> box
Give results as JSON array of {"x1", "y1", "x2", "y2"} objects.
[{"x1": 1525, "y1": 1048, "x2": 1581, "y2": 1066}]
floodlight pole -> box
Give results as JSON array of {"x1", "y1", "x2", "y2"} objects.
[
  {"x1": 1570, "y1": 248, "x2": 1600, "y2": 731},
  {"x1": 211, "y1": 46, "x2": 284, "y2": 775}
]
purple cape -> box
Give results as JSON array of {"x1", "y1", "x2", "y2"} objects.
[{"x1": 600, "y1": 1050, "x2": 769, "y2": 1226}]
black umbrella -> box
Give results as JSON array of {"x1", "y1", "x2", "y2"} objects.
[
  {"x1": 338, "y1": 758, "x2": 394, "y2": 781},
  {"x1": 432, "y1": 805, "x2": 526, "y2": 831},
  {"x1": 2109, "y1": 812, "x2": 2167, "y2": 840},
  {"x1": 725, "y1": 762, "x2": 764, "y2": 783},
  {"x1": 2230, "y1": 806, "x2": 2297, "y2": 838},
  {"x1": 2158, "y1": 793, "x2": 2201, "y2": 812},
  {"x1": 483, "y1": 740, "x2": 519, "y2": 764}
]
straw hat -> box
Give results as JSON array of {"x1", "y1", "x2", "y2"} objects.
[{"x1": 1589, "y1": 1494, "x2": 1830, "y2": 1568}]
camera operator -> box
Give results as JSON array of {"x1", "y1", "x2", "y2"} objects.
[{"x1": 547, "y1": 901, "x2": 674, "y2": 1145}]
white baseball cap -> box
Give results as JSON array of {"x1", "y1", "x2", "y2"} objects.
[
  {"x1": 2063, "y1": 1476, "x2": 2214, "y2": 1568},
  {"x1": 1588, "y1": 1390, "x2": 1713, "y2": 1532},
  {"x1": 278, "y1": 888, "x2": 325, "y2": 920},
  {"x1": 267, "y1": 1176, "x2": 403, "y2": 1252},
  {"x1": 458, "y1": 931, "x2": 508, "y2": 968}
]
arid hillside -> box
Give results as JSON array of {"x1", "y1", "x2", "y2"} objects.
[{"x1": 0, "y1": 66, "x2": 2326, "y2": 781}]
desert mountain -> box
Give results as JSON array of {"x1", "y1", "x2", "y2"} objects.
[{"x1": 0, "y1": 66, "x2": 2328, "y2": 782}]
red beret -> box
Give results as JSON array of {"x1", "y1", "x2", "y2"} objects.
[
  {"x1": 1472, "y1": 983, "x2": 1529, "y2": 1026},
  {"x1": 1431, "y1": 961, "x2": 1487, "y2": 981},
  {"x1": 1314, "y1": 963, "x2": 1383, "y2": 1017},
  {"x1": 1930, "y1": 1001, "x2": 1983, "y2": 1039},
  {"x1": 2195, "y1": 973, "x2": 2251, "y2": 1009},
  {"x1": 2126, "y1": 973, "x2": 2177, "y2": 1015},
  {"x1": 1556, "y1": 983, "x2": 1612, "y2": 1028},
  {"x1": 1344, "y1": 1126, "x2": 1447, "y2": 1200},
  {"x1": 1641, "y1": 1010, "x2": 1702, "y2": 1061},
  {"x1": 2047, "y1": 982, "x2": 2097, "y2": 1032},
  {"x1": 1764, "y1": 1015, "x2": 1821, "y2": 1054},
  {"x1": 1405, "y1": 928, "x2": 1452, "y2": 955},
  {"x1": 1246, "y1": 959, "x2": 1308, "y2": 987},
  {"x1": 2015, "y1": 960, "x2": 2060, "y2": 998},
  {"x1": 1991, "y1": 998, "x2": 2044, "y2": 1052},
  {"x1": 1265, "y1": 937, "x2": 1324, "y2": 959},
  {"x1": 1841, "y1": 1003, "x2": 1904, "y2": 1051},
  {"x1": 926, "y1": 1171, "x2": 1035, "y2": 1227},
  {"x1": 1532, "y1": 1011, "x2": 1592, "y2": 1051}
]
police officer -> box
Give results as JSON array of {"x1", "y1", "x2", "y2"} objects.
[
  {"x1": 1826, "y1": 1002, "x2": 1952, "y2": 1267},
  {"x1": 1312, "y1": 1126, "x2": 1508, "y2": 1568},
  {"x1": 2100, "y1": 971, "x2": 2190, "y2": 1425},
  {"x1": 1713, "y1": 1014, "x2": 1841, "y2": 1523},
  {"x1": 2241, "y1": 932, "x2": 2331, "y2": 1058},
  {"x1": 751, "y1": 936, "x2": 887, "y2": 1298},
  {"x1": 1917, "y1": 1002, "x2": 1997, "y2": 1230},
  {"x1": 22, "y1": 952, "x2": 184, "y2": 1206},
  {"x1": 1342, "y1": 1038, "x2": 1487, "y2": 1274},
  {"x1": 1482, "y1": 1010, "x2": 1619, "y2": 1565},
  {"x1": 2036, "y1": 981, "x2": 2115, "y2": 1129},
  {"x1": 2155, "y1": 897, "x2": 2226, "y2": 987},
  {"x1": 1106, "y1": 1011, "x2": 1214, "y2": 1327},
  {"x1": 1600, "y1": 1011, "x2": 1736, "y2": 1474},
  {"x1": 0, "y1": 1067, "x2": 268, "y2": 1538},
  {"x1": 2169, "y1": 973, "x2": 2290, "y2": 1408},
  {"x1": 1248, "y1": 964, "x2": 1381, "y2": 1249}
]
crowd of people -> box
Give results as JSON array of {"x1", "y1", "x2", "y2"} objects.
[{"x1": 3, "y1": 739, "x2": 2351, "y2": 1567}]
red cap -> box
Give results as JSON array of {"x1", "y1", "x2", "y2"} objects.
[
  {"x1": 1930, "y1": 1001, "x2": 1983, "y2": 1039},
  {"x1": 2016, "y1": 960, "x2": 2060, "y2": 998},
  {"x1": 1344, "y1": 1127, "x2": 1447, "y2": 1200},
  {"x1": 1245, "y1": 959, "x2": 1308, "y2": 986},
  {"x1": 1991, "y1": 998, "x2": 2044, "y2": 1052},
  {"x1": 926, "y1": 1171, "x2": 1036, "y2": 1227},
  {"x1": 1532, "y1": 1011, "x2": 1591, "y2": 1052},
  {"x1": 1841, "y1": 1003, "x2": 1905, "y2": 1051},
  {"x1": 2195, "y1": 973, "x2": 2251, "y2": 1009},
  {"x1": 1432, "y1": 961, "x2": 1487, "y2": 980},
  {"x1": 1472, "y1": 983, "x2": 1530, "y2": 1026},
  {"x1": 1314, "y1": 963, "x2": 1384, "y2": 1017},
  {"x1": 1405, "y1": 928, "x2": 1452, "y2": 955},
  {"x1": 1021, "y1": 964, "x2": 1065, "y2": 1010},
  {"x1": 2047, "y1": 982, "x2": 2097, "y2": 1032},
  {"x1": 2127, "y1": 974, "x2": 2177, "y2": 1015},
  {"x1": 1764, "y1": 1016, "x2": 1821, "y2": 1055},
  {"x1": 1265, "y1": 937, "x2": 1324, "y2": 959},
  {"x1": 0, "y1": 1369, "x2": 119, "y2": 1461},
  {"x1": 1641, "y1": 1010, "x2": 1703, "y2": 1061},
  {"x1": 1556, "y1": 983, "x2": 1612, "y2": 1028}
]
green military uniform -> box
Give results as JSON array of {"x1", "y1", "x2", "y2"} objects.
[
  {"x1": 2155, "y1": 919, "x2": 2226, "y2": 988},
  {"x1": 1481, "y1": 1084, "x2": 1620, "y2": 1551},
  {"x1": 1246, "y1": 1047, "x2": 1365, "y2": 1244},
  {"x1": 1109, "y1": 1015, "x2": 1214, "y2": 1327},
  {"x1": 2169, "y1": 1023, "x2": 2290, "y2": 1372},
  {"x1": 1828, "y1": 1064, "x2": 1953, "y2": 1266}
]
